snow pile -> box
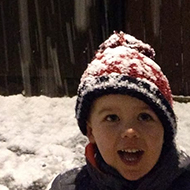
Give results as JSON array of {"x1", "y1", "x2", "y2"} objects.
[
  {"x1": 0, "y1": 95, "x2": 87, "y2": 190},
  {"x1": 0, "y1": 95, "x2": 189, "y2": 190}
]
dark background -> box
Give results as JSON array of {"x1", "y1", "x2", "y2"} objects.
[{"x1": 0, "y1": 0, "x2": 190, "y2": 97}]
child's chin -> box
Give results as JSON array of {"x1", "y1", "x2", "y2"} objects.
[{"x1": 121, "y1": 172, "x2": 144, "y2": 181}]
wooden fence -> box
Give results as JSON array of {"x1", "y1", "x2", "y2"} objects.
[{"x1": 0, "y1": 0, "x2": 190, "y2": 96}]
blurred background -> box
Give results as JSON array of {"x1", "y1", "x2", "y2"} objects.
[{"x1": 0, "y1": 0, "x2": 190, "y2": 97}]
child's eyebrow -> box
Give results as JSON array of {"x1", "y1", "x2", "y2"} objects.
[
  {"x1": 97, "y1": 107, "x2": 116, "y2": 115},
  {"x1": 139, "y1": 105, "x2": 154, "y2": 111}
]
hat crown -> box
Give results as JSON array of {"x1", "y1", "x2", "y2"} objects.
[
  {"x1": 81, "y1": 31, "x2": 172, "y2": 105},
  {"x1": 99, "y1": 31, "x2": 155, "y2": 59}
]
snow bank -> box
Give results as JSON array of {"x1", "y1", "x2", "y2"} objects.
[{"x1": 0, "y1": 95, "x2": 189, "y2": 189}]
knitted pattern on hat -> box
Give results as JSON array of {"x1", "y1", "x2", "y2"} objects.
[{"x1": 75, "y1": 31, "x2": 177, "y2": 143}]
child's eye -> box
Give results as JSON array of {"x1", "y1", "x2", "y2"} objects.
[
  {"x1": 105, "y1": 114, "x2": 120, "y2": 122},
  {"x1": 138, "y1": 113, "x2": 153, "y2": 122}
]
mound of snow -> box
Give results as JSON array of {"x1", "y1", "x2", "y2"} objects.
[{"x1": 0, "y1": 95, "x2": 189, "y2": 189}]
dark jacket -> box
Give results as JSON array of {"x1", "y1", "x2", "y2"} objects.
[
  {"x1": 50, "y1": 145, "x2": 190, "y2": 190},
  {"x1": 50, "y1": 165, "x2": 190, "y2": 190},
  {"x1": 50, "y1": 148, "x2": 190, "y2": 190}
]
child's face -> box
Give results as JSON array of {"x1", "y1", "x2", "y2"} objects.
[{"x1": 87, "y1": 94, "x2": 164, "y2": 181}]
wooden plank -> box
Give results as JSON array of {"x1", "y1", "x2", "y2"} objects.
[
  {"x1": 18, "y1": 0, "x2": 32, "y2": 96},
  {"x1": 160, "y1": 0, "x2": 182, "y2": 95},
  {"x1": 0, "y1": 1, "x2": 23, "y2": 95},
  {"x1": 143, "y1": 0, "x2": 161, "y2": 63},
  {"x1": 0, "y1": 1, "x2": 8, "y2": 75},
  {"x1": 106, "y1": 0, "x2": 126, "y2": 34},
  {"x1": 143, "y1": 0, "x2": 154, "y2": 43},
  {"x1": 181, "y1": 0, "x2": 190, "y2": 95},
  {"x1": 125, "y1": 0, "x2": 144, "y2": 40},
  {"x1": 2, "y1": 1, "x2": 21, "y2": 77}
]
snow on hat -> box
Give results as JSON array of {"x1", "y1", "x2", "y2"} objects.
[{"x1": 75, "y1": 31, "x2": 177, "y2": 143}]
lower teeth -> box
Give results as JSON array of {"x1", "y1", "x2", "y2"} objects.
[
  {"x1": 118, "y1": 151, "x2": 143, "y2": 162},
  {"x1": 124, "y1": 156, "x2": 137, "y2": 162}
]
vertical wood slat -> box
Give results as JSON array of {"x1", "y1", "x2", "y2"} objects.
[
  {"x1": 143, "y1": 0, "x2": 154, "y2": 43},
  {"x1": 0, "y1": 1, "x2": 22, "y2": 95},
  {"x1": 18, "y1": 0, "x2": 32, "y2": 96},
  {"x1": 125, "y1": 0, "x2": 145, "y2": 40},
  {"x1": 0, "y1": 1, "x2": 9, "y2": 94},
  {"x1": 34, "y1": 0, "x2": 49, "y2": 95},
  {"x1": 4, "y1": 1, "x2": 21, "y2": 77},
  {"x1": 0, "y1": 1, "x2": 8, "y2": 73},
  {"x1": 147, "y1": 0, "x2": 162, "y2": 64},
  {"x1": 181, "y1": 0, "x2": 190, "y2": 95},
  {"x1": 160, "y1": 0, "x2": 182, "y2": 95},
  {"x1": 143, "y1": 0, "x2": 160, "y2": 57}
]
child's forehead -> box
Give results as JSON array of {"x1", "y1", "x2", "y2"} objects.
[{"x1": 92, "y1": 94, "x2": 151, "y2": 111}]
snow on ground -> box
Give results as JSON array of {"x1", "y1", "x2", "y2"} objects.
[{"x1": 0, "y1": 95, "x2": 190, "y2": 190}]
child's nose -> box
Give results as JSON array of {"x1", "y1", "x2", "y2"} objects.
[{"x1": 121, "y1": 124, "x2": 140, "y2": 139}]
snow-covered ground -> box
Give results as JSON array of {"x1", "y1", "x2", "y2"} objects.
[{"x1": 0, "y1": 95, "x2": 190, "y2": 190}]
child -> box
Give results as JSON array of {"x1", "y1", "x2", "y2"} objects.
[{"x1": 50, "y1": 31, "x2": 190, "y2": 190}]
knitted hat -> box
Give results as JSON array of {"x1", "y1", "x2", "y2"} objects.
[{"x1": 75, "y1": 31, "x2": 177, "y2": 143}]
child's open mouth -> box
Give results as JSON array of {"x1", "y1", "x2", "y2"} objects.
[{"x1": 118, "y1": 149, "x2": 144, "y2": 165}]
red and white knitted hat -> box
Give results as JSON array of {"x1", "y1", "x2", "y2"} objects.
[{"x1": 75, "y1": 31, "x2": 177, "y2": 143}]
